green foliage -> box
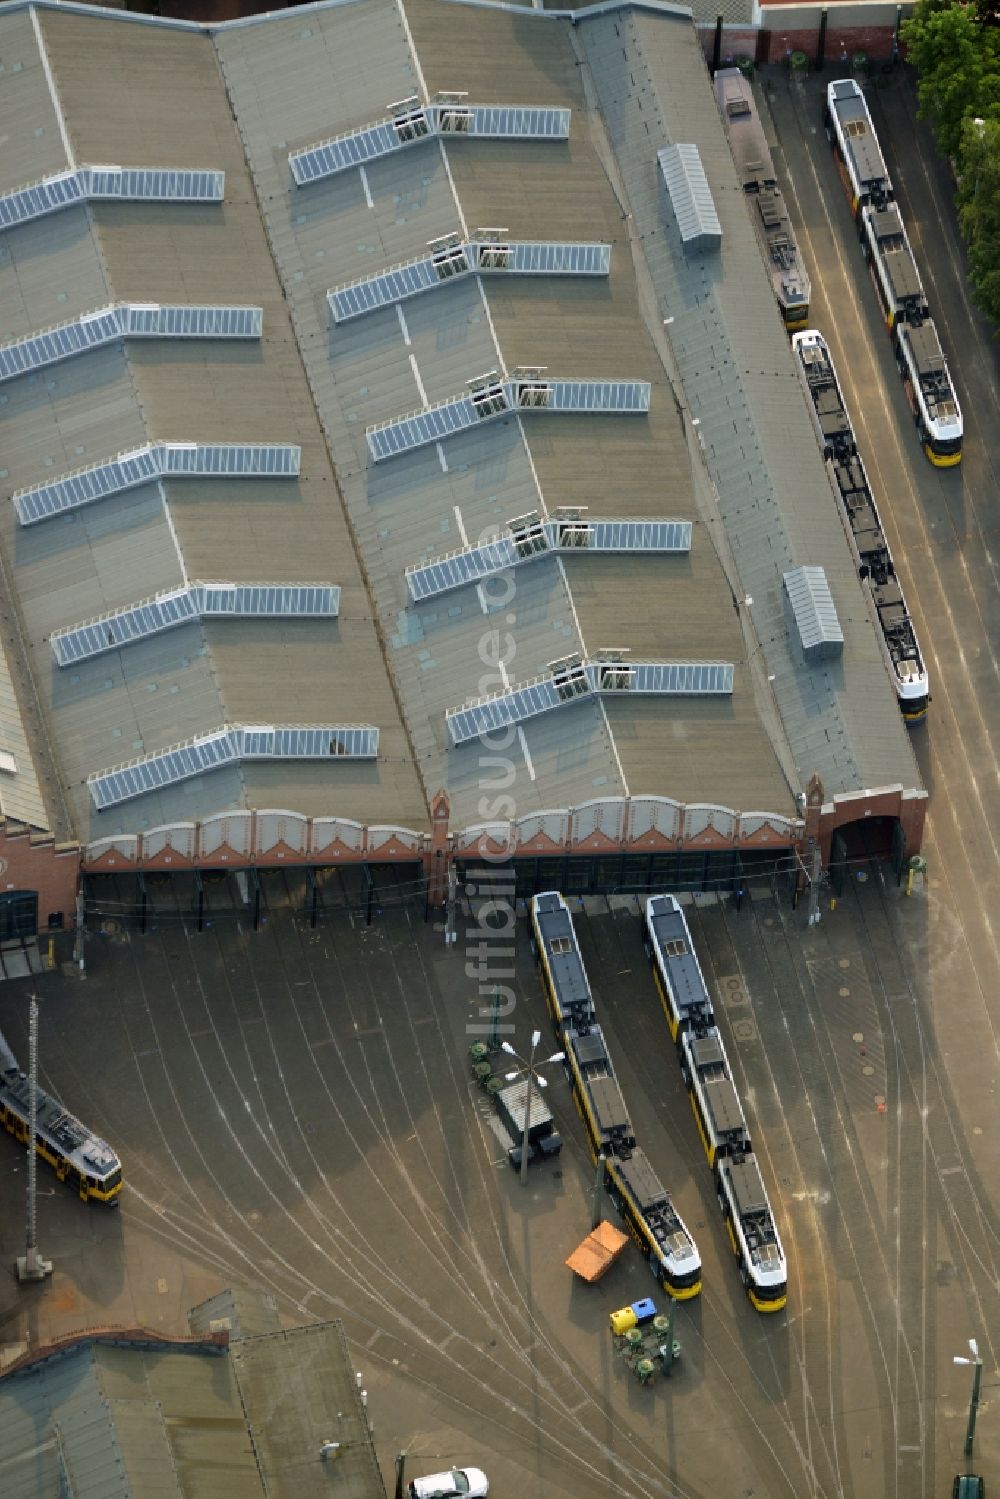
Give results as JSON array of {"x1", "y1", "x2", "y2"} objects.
[
  {"x1": 901, "y1": 3, "x2": 998, "y2": 157},
  {"x1": 902, "y1": 0, "x2": 1000, "y2": 325},
  {"x1": 958, "y1": 115, "x2": 1000, "y2": 321}
]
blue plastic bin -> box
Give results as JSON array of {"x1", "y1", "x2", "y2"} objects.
[{"x1": 631, "y1": 1298, "x2": 657, "y2": 1325}]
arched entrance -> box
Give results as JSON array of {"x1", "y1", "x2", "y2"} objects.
[{"x1": 829, "y1": 816, "x2": 905, "y2": 895}]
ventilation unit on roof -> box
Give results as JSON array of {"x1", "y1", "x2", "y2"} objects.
[
  {"x1": 783, "y1": 565, "x2": 844, "y2": 662},
  {"x1": 476, "y1": 229, "x2": 512, "y2": 270},
  {"x1": 438, "y1": 106, "x2": 473, "y2": 133},
  {"x1": 596, "y1": 648, "x2": 635, "y2": 691},
  {"x1": 387, "y1": 97, "x2": 430, "y2": 142},
  {"x1": 511, "y1": 366, "x2": 552, "y2": 409},
  {"x1": 509, "y1": 511, "x2": 548, "y2": 559},
  {"x1": 430, "y1": 234, "x2": 470, "y2": 279},
  {"x1": 469, "y1": 372, "x2": 509, "y2": 418},
  {"x1": 435, "y1": 92, "x2": 473, "y2": 133},
  {"x1": 554, "y1": 507, "x2": 593, "y2": 548},
  {"x1": 550, "y1": 654, "x2": 590, "y2": 702},
  {"x1": 658, "y1": 143, "x2": 722, "y2": 256}
]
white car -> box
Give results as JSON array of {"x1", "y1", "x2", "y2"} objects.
[{"x1": 408, "y1": 1468, "x2": 489, "y2": 1499}]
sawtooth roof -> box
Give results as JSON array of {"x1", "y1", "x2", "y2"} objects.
[{"x1": 0, "y1": 0, "x2": 922, "y2": 841}]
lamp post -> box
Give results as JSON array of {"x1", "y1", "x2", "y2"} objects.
[
  {"x1": 501, "y1": 1031, "x2": 564, "y2": 1185},
  {"x1": 954, "y1": 1339, "x2": 983, "y2": 1458},
  {"x1": 973, "y1": 117, "x2": 986, "y2": 202},
  {"x1": 17, "y1": 994, "x2": 53, "y2": 1284}
]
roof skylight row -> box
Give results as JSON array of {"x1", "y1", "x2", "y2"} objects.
[
  {"x1": 446, "y1": 654, "x2": 734, "y2": 746},
  {"x1": 406, "y1": 516, "x2": 692, "y2": 602},
  {"x1": 51, "y1": 582, "x2": 339, "y2": 667},
  {"x1": 0, "y1": 165, "x2": 224, "y2": 231},
  {"x1": 290, "y1": 98, "x2": 571, "y2": 186},
  {"x1": 329, "y1": 237, "x2": 611, "y2": 323},
  {"x1": 14, "y1": 441, "x2": 300, "y2": 526},
  {"x1": 367, "y1": 376, "x2": 650, "y2": 463},
  {"x1": 88, "y1": 723, "x2": 379, "y2": 810},
  {"x1": 0, "y1": 303, "x2": 262, "y2": 385}
]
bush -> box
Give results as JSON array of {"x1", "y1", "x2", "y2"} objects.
[{"x1": 902, "y1": 0, "x2": 1000, "y2": 325}]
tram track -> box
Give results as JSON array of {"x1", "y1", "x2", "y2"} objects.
[
  {"x1": 721, "y1": 889, "x2": 919, "y2": 1499},
  {"x1": 841, "y1": 873, "x2": 1000, "y2": 1314},
  {"x1": 774, "y1": 74, "x2": 1000, "y2": 903},
  {"x1": 576, "y1": 898, "x2": 837, "y2": 1499},
  {"x1": 685, "y1": 898, "x2": 851, "y2": 1499},
  {"x1": 43, "y1": 885, "x2": 690, "y2": 1499},
  {"x1": 199, "y1": 913, "x2": 673, "y2": 1497}
]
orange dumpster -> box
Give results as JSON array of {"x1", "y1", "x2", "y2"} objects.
[{"x1": 565, "y1": 1219, "x2": 630, "y2": 1283}]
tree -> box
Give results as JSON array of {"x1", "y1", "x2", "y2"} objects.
[
  {"x1": 901, "y1": 3, "x2": 999, "y2": 158},
  {"x1": 957, "y1": 115, "x2": 1000, "y2": 322},
  {"x1": 902, "y1": 0, "x2": 1000, "y2": 326}
]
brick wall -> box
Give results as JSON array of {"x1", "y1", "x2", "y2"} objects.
[
  {"x1": 818, "y1": 786, "x2": 926, "y2": 863},
  {"x1": 761, "y1": 23, "x2": 900, "y2": 61},
  {"x1": 699, "y1": 0, "x2": 910, "y2": 66},
  {"x1": 0, "y1": 820, "x2": 79, "y2": 932}
]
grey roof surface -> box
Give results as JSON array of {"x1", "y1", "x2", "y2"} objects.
[
  {"x1": 658, "y1": 143, "x2": 722, "y2": 253},
  {"x1": 580, "y1": 6, "x2": 921, "y2": 797},
  {"x1": 0, "y1": 1340, "x2": 264, "y2": 1499},
  {"x1": 213, "y1": 0, "x2": 646, "y2": 826},
  {"x1": 0, "y1": 0, "x2": 919, "y2": 840},
  {"x1": 398, "y1": 0, "x2": 796, "y2": 815},
  {"x1": 0, "y1": 1303, "x2": 386, "y2": 1499},
  {"x1": 0, "y1": 630, "x2": 48, "y2": 827},
  {"x1": 188, "y1": 1287, "x2": 282, "y2": 1342},
  {"x1": 0, "y1": 5, "x2": 427, "y2": 840},
  {"x1": 231, "y1": 1321, "x2": 388, "y2": 1499},
  {"x1": 217, "y1": 0, "x2": 791, "y2": 821}
]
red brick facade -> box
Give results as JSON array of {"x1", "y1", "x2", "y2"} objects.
[
  {"x1": 0, "y1": 819, "x2": 79, "y2": 932},
  {"x1": 0, "y1": 1324, "x2": 229, "y2": 1380},
  {"x1": 803, "y1": 776, "x2": 926, "y2": 865},
  {"x1": 699, "y1": 10, "x2": 905, "y2": 67}
]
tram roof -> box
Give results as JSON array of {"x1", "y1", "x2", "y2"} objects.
[
  {"x1": 536, "y1": 899, "x2": 592, "y2": 1013},
  {"x1": 882, "y1": 245, "x2": 924, "y2": 309},
  {"x1": 830, "y1": 81, "x2": 890, "y2": 192},
  {"x1": 726, "y1": 1154, "x2": 769, "y2": 1220},
  {"x1": 647, "y1": 897, "x2": 711, "y2": 1015},
  {"x1": 615, "y1": 1147, "x2": 670, "y2": 1210},
  {"x1": 702, "y1": 1075, "x2": 747, "y2": 1138},
  {"x1": 589, "y1": 1075, "x2": 633, "y2": 1139},
  {"x1": 2, "y1": 1068, "x2": 118, "y2": 1179}
]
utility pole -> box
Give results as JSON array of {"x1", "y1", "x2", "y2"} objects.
[
  {"x1": 444, "y1": 866, "x2": 458, "y2": 946},
  {"x1": 487, "y1": 986, "x2": 502, "y2": 1051},
  {"x1": 955, "y1": 1340, "x2": 983, "y2": 1458},
  {"x1": 807, "y1": 839, "x2": 823, "y2": 927},
  {"x1": 394, "y1": 1454, "x2": 405, "y2": 1499},
  {"x1": 17, "y1": 996, "x2": 53, "y2": 1283},
  {"x1": 591, "y1": 1151, "x2": 606, "y2": 1229},
  {"x1": 662, "y1": 1294, "x2": 676, "y2": 1378},
  {"x1": 74, "y1": 885, "x2": 85, "y2": 972},
  {"x1": 520, "y1": 1059, "x2": 536, "y2": 1187}
]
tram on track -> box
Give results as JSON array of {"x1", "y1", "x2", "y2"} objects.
[
  {"x1": 793, "y1": 328, "x2": 929, "y2": 723},
  {"x1": 0, "y1": 1030, "x2": 122, "y2": 1204},
  {"x1": 715, "y1": 67, "x2": 811, "y2": 330},
  {"x1": 529, "y1": 891, "x2": 702, "y2": 1300},
  {"x1": 643, "y1": 894, "x2": 787, "y2": 1312},
  {"x1": 824, "y1": 78, "x2": 962, "y2": 467}
]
